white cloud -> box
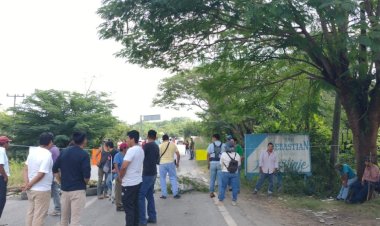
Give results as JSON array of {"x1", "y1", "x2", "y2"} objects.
[{"x1": 0, "y1": 0, "x2": 198, "y2": 124}]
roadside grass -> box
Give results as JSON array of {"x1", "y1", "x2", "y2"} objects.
[
  {"x1": 8, "y1": 160, "x2": 24, "y2": 188},
  {"x1": 282, "y1": 195, "x2": 380, "y2": 218}
]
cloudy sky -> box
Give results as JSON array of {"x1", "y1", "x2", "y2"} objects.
[{"x1": 0, "y1": 0, "x2": 197, "y2": 124}]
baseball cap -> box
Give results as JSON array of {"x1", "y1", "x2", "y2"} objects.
[
  {"x1": 0, "y1": 136, "x2": 12, "y2": 144},
  {"x1": 119, "y1": 143, "x2": 128, "y2": 150}
]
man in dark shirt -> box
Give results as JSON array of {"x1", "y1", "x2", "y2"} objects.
[
  {"x1": 105, "y1": 141, "x2": 118, "y2": 198},
  {"x1": 138, "y1": 130, "x2": 160, "y2": 226},
  {"x1": 53, "y1": 132, "x2": 91, "y2": 226}
]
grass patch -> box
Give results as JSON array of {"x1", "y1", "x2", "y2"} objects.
[
  {"x1": 283, "y1": 195, "x2": 380, "y2": 218},
  {"x1": 8, "y1": 160, "x2": 24, "y2": 187}
]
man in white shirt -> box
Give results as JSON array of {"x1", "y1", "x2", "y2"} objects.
[
  {"x1": 253, "y1": 142, "x2": 278, "y2": 195},
  {"x1": 119, "y1": 130, "x2": 144, "y2": 226},
  {"x1": 0, "y1": 136, "x2": 11, "y2": 221},
  {"x1": 23, "y1": 132, "x2": 54, "y2": 226},
  {"x1": 218, "y1": 141, "x2": 241, "y2": 206}
]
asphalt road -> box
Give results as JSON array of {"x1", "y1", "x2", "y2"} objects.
[{"x1": 0, "y1": 155, "x2": 282, "y2": 226}]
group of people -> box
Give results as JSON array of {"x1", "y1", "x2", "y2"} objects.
[
  {"x1": 335, "y1": 158, "x2": 380, "y2": 204},
  {"x1": 206, "y1": 134, "x2": 279, "y2": 206},
  {"x1": 0, "y1": 129, "x2": 185, "y2": 226},
  {"x1": 184, "y1": 138, "x2": 195, "y2": 160}
]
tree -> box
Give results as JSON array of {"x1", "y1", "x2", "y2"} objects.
[
  {"x1": 11, "y1": 89, "x2": 117, "y2": 148},
  {"x1": 98, "y1": 0, "x2": 380, "y2": 176}
]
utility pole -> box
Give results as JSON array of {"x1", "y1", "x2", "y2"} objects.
[{"x1": 7, "y1": 93, "x2": 25, "y2": 109}]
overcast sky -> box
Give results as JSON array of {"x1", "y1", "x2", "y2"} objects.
[{"x1": 0, "y1": 0, "x2": 197, "y2": 124}]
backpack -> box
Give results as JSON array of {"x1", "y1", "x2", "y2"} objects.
[
  {"x1": 224, "y1": 152, "x2": 238, "y2": 173},
  {"x1": 213, "y1": 142, "x2": 223, "y2": 160}
]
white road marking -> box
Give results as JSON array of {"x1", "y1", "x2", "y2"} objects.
[
  {"x1": 213, "y1": 197, "x2": 238, "y2": 226},
  {"x1": 85, "y1": 197, "x2": 97, "y2": 208}
]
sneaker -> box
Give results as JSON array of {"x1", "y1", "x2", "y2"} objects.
[
  {"x1": 116, "y1": 206, "x2": 124, "y2": 212},
  {"x1": 252, "y1": 189, "x2": 258, "y2": 195},
  {"x1": 173, "y1": 194, "x2": 181, "y2": 199},
  {"x1": 231, "y1": 201, "x2": 237, "y2": 206},
  {"x1": 159, "y1": 196, "x2": 167, "y2": 199},
  {"x1": 98, "y1": 196, "x2": 104, "y2": 200},
  {"x1": 268, "y1": 191, "x2": 273, "y2": 196},
  {"x1": 147, "y1": 219, "x2": 157, "y2": 224},
  {"x1": 49, "y1": 211, "x2": 61, "y2": 216},
  {"x1": 210, "y1": 192, "x2": 215, "y2": 198}
]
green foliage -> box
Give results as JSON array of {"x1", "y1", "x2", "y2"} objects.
[
  {"x1": 130, "y1": 117, "x2": 201, "y2": 139},
  {"x1": 98, "y1": 0, "x2": 380, "y2": 175},
  {"x1": 7, "y1": 89, "x2": 118, "y2": 149}
]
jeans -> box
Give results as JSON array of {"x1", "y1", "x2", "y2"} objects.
[
  {"x1": 255, "y1": 173, "x2": 274, "y2": 193},
  {"x1": 97, "y1": 167, "x2": 107, "y2": 196},
  {"x1": 218, "y1": 172, "x2": 238, "y2": 202},
  {"x1": 337, "y1": 177, "x2": 357, "y2": 200},
  {"x1": 51, "y1": 181, "x2": 61, "y2": 212},
  {"x1": 159, "y1": 162, "x2": 179, "y2": 196},
  {"x1": 209, "y1": 161, "x2": 221, "y2": 193},
  {"x1": 190, "y1": 149, "x2": 195, "y2": 160},
  {"x1": 349, "y1": 181, "x2": 368, "y2": 204},
  {"x1": 0, "y1": 176, "x2": 7, "y2": 218},
  {"x1": 106, "y1": 173, "x2": 116, "y2": 195},
  {"x1": 138, "y1": 176, "x2": 157, "y2": 224},
  {"x1": 122, "y1": 184, "x2": 141, "y2": 226},
  {"x1": 228, "y1": 167, "x2": 241, "y2": 193}
]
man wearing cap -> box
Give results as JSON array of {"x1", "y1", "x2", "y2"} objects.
[
  {"x1": 0, "y1": 136, "x2": 11, "y2": 222},
  {"x1": 114, "y1": 142, "x2": 128, "y2": 211}
]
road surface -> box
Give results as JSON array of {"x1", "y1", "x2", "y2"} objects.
[{"x1": 0, "y1": 155, "x2": 309, "y2": 226}]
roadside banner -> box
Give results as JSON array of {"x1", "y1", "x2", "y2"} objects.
[{"x1": 245, "y1": 134, "x2": 311, "y2": 177}]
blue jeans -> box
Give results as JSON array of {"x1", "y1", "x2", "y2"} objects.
[
  {"x1": 337, "y1": 177, "x2": 357, "y2": 200},
  {"x1": 218, "y1": 172, "x2": 238, "y2": 201},
  {"x1": 255, "y1": 173, "x2": 274, "y2": 193},
  {"x1": 106, "y1": 173, "x2": 117, "y2": 195},
  {"x1": 209, "y1": 161, "x2": 221, "y2": 193},
  {"x1": 159, "y1": 162, "x2": 179, "y2": 196},
  {"x1": 228, "y1": 167, "x2": 241, "y2": 193},
  {"x1": 51, "y1": 181, "x2": 61, "y2": 211},
  {"x1": 139, "y1": 176, "x2": 157, "y2": 224}
]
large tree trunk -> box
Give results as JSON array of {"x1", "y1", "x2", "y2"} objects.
[
  {"x1": 340, "y1": 86, "x2": 379, "y2": 179},
  {"x1": 329, "y1": 91, "x2": 341, "y2": 190}
]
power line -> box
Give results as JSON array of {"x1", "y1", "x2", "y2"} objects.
[{"x1": 6, "y1": 93, "x2": 25, "y2": 108}]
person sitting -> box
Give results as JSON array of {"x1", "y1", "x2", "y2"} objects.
[
  {"x1": 348, "y1": 157, "x2": 380, "y2": 204},
  {"x1": 335, "y1": 163, "x2": 357, "y2": 201}
]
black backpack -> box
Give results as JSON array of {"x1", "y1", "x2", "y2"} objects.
[
  {"x1": 213, "y1": 142, "x2": 223, "y2": 160},
  {"x1": 224, "y1": 152, "x2": 238, "y2": 173}
]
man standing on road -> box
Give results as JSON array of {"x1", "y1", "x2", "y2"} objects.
[
  {"x1": 53, "y1": 132, "x2": 91, "y2": 226},
  {"x1": 0, "y1": 136, "x2": 11, "y2": 222},
  {"x1": 218, "y1": 142, "x2": 241, "y2": 206},
  {"x1": 114, "y1": 142, "x2": 128, "y2": 211},
  {"x1": 159, "y1": 134, "x2": 181, "y2": 199},
  {"x1": 207, "y1": 134, "x2": 225, "y2": 198},
  {"x1": 189, "y1": 137, "x2": 195, "y2": 160},
  {"x1": 23, "y1": 132, "x2": 54, "y2": 226},
  {"x1": 119, "y1": 130, "x2": 144, "y2": 226},
  {"x1": 49, "y1": 145, "x2": 61, "y2": 216},
  {"x1": 104, "y1": 141, "x2": 118, "y2": 198},
  {"x1": 96, "y1": 142, "x2": 110, "y2": 199},
  {"x1": 230, "y1": 137, "x2": 243, "y2": 193},
  {"x1": 139, "y1": 130, "x2": 160, "y2": 226},
  {"x1": 253, "y1": 142, "x2": 278, "y2": 195}
]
